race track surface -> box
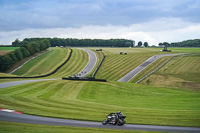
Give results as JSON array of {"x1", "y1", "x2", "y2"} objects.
[
  {"x1": 0, "y1": 79, "x2": 58, "y2": 89},
  {"x1": 118, "y1": 53, "x2": 183, "y2": 82},
  {"x1": 0, "y1": 111, "x2": 200, "y2": 133},
  {"x1": 76, "y1": 48, "x2": 97, "y2": 77}
]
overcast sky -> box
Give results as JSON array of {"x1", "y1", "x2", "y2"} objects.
[{"x1": 0, "y1": 0, "x2": 200, "y2": 45}]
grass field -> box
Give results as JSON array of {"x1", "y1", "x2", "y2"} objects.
[
  {"x1": 49, "y1": 48, "x2": 89, "y2": 78},
  {"x1": 0, "y1": 80, "x2": 199, "y2": 127},
  {"x1": 129, "y1": 56, "x2": 171, "y2": 83},
  {"x1": 13, "y1": 47, "x2": 70, "y2": 77},
  {"x1": 0, "y1": 121, "x2": 159, "y2": 133},
  {"x1": 0, "y1": 47, "x2": 200, "y2": 131},
  {"x1": 0, "y1": 47, "x2": 19, "y2": 55},
  {"x1": 93, "y1": 47, "x2": 200, "y2": 81},
  {"x1": 141, "y1": 54, "x2": 200, "y2": 89}
]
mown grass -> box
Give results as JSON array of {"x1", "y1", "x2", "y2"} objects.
[
  {"x1": 49, "y1": 48, "x2": 89, "y2": 78},
  {"x1": 141, "y1": 54, "x2": 200, "y2": 89},
  {"x1": 93, "y1": 48, "x2": 175, "y2": 81},
  {"x1": 0, "y1": 121, "x2": 160, "y2": 133},
  {"x1": 130, "y1": 56, "x2": 171, "y2": 83},
  {"x1": 0, "y1": 80, "x2": 199, "y2": 127},
  {"x1": 13, "y1": 47, "x2": 69, "y2": 77},
  {"x1": 92, "y1": 47, "x2": 200, "y2": 81},
  {"x1": 0, "y1": 73, "x2": 17, "y2": 78}
]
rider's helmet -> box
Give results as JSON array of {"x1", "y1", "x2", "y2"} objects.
[{"x1": 118, "y1": 111, "x2": 121, "y2": 113}]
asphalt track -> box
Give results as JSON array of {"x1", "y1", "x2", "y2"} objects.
[
  {"x1": 0, "y1": 111, "x2": 200, "y2": 133},
  {"x1": 0, "y1": 79, "x2": 58, "y2": 89},
  {"x1": 118, "y1": 53, "x2": 183, "y2": 82},
  {"x1": 76, "y1": 48, "x2": 97, "y2": 77}
]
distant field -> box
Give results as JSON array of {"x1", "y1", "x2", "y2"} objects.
[
  {"x1": 0, "y1": 47, "x2": 19, "y2": 55},
  {"x1": 92, "y1": 47, "x2": 200, "y2": 81},
  {"x1": 0, "y1": 80, "x2": 199, "y2": 127},
  {"x1": 141, "y1": 54, "x2": 200, "y2": 89}
]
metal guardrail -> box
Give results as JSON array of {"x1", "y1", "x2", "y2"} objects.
[{"x1": 135, "y1": 53, "x2": 200, "y2": 84}]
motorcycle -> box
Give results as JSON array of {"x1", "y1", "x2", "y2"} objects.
[{"x1": 102, "y1": 112, "x2": 126, "y2": 126}]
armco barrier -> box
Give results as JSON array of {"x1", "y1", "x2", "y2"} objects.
[
  {"x1": 135, "y1": 53, "x2": 200, "y2": 84},
  {"x1": 92, "y1": 55, "x2": 106, "y2": 78},
  {"x1": 62, "y1": 77, "x2": 106, "y2": 82},
  {"x1": 0, "y1": 48, "x2": 72, "y2": 79}
]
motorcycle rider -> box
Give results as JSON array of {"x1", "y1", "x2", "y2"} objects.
[
  {"x1": 108, "y1": 111, "x2": 123, "y2": 124},
  {"x1": 115, "y1": 111, "x2": 123, "y2": 122}
]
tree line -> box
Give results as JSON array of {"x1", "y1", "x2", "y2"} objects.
[
  {"x1": 158, "y1": 39, "x2": 200, "y2": 47},
  {"x1": 12, "y1": 38, "x2": 135, "y2": 47},
  {"x1": 0, "y1": 39, "x2": 50, "y2": 72},
  {"x1": 137, "y1": 41, "x2": 148, "y2": 47}
]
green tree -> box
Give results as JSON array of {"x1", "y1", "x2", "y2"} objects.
[
  {"x1": 163, "y1": 42, "x2": 169, "y2": 47},
  {"x1": 144, "y1": 42, "x2": 148, "y2": 47},
  {"x1": 42, "y1": 39, "x2": 50, "y2": 49},
  {"x1": 39, "y1": 41, "x2": 46, "y2": 51},
  {"x1": 0, "y1": 55, "x2": 12, "y2": 72},
  {"x1": 24, "y1": 43, "x2": 34, "y2": 55},
  {"x1": 158, "y1": 43, "x2": 163, "y2": 47},
  {"x1": 138, "y1": 41, "x2": 142, "y2": 47},
  {"x1": 125, "y1": 41, "x2": 132, "y2": 47},
  {"x1": 8, "y1": 51, "x2": 18, "y2": 65},
  {"x1": 20, "y1": 47, "x2": 30, "y2": 58},
  {"x1": 12, "y1": 38, "x2": 21, "y2": 47},
  {"x1": 14, "y1": 49, "x2": 23, "y2": 60},
  {"x1": 0, "y1": 55, "x2": 7, "y2": 72}
]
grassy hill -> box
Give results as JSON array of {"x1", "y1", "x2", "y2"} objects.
[
  {"x1": 141, "y1": 54, "x2": 200, "y2": 89},
  {"x1": 94, "y1": 47, "x2": 200, "y2": 81},
  {"x1": 13, "y1": 47, "x2": 70, "y2": 77},
  {"x1": 0, "y1": 47, "x2": 200, "y2": 131},
  {"x1": 0, "y1": 47, "x2": 89, "y2": 78},
  {"x1": 49, "y1": 48, "x2": 89, "y2": 78},
  {"x1": 0, "y1": 80, "x2": 199, "y2": 127}
]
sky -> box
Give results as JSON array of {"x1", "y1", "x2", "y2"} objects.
[{"x1": 0, "y1": 0, "x2": 200, "y2": 45}]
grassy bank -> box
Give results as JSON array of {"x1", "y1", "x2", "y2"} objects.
[
  {"x1": 13, "y1": 47, "x2": 69, "y2": 77},
  {"x1": 94, "y1": 48, "x2": 162, "y2": 81},
  {"x1": 141, "y1": 54, "x2": 200, "y2": 89},
  {"x1": 49, "y1": 48, "x2": 89, "y2": 78},
  {"x1": 0, "y1": 80, "x2": 199, "y2": 127}
]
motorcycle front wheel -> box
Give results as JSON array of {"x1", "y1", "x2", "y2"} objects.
[
  {"x1": 102, "y1": 119, "x2": 108, "y2": 125},
  {"x1": 117, "y1": 119, "x2": 125, "y2": 126}
]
